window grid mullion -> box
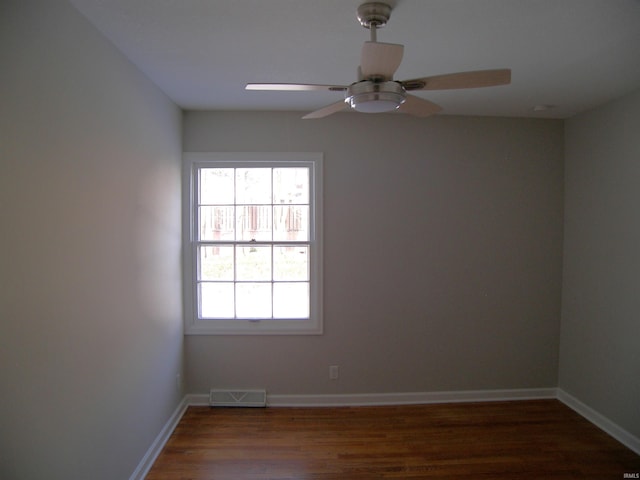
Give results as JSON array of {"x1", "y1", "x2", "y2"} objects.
[
  {"x1": 271, "y1": 243, "x2": 274, "y2": 319},
  {"x1": 233, "y1": 243, "x2": 237, "y2": 319}
]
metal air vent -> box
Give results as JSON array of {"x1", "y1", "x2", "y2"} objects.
[{"x1": 209, "y1": 389, "x2": 267, "y2": 407}]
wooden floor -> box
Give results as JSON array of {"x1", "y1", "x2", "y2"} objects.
[{"x1": 146, "y1": 399, "x2": 640, "y2": 479}]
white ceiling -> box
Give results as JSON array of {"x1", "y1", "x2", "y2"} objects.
[{"x1": 68, "y1": 0, "x2": 640, "y2": 118}]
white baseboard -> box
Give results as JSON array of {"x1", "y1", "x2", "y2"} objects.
[
  {"x1": 267, "y1": 388, "x2": 557, "y2": 407},
  {"x1": 557, "y1": 388, "x2": 640, "y2": 456},
  {"x1": 128, "y1": 397, "x2": 190, "y2": 480},
  {"x1": 185, "y1": 392, "x2": 211, "y2": 405}
]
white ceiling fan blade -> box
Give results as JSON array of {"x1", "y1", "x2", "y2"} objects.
[
  {"x1": 302, "y1": 100, "x2": 348, "y2": 119},
  {"x1": 397, "y1": 94, "x2": 443, "y2": 117},
  {"x1": 246, "y1": 83, "x2": 347, "y2": 92},
  {"x1": 360, "y1": 41, "x2": 404, "y2": 80},
  {"x1": 401, "y1": 69, "x2": 511, "y2": 91}
]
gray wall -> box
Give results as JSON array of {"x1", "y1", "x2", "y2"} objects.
[
  {"x1": 0, "y1": 1, "x2": 183, "y2": 479},
  {"x1": 183, "y1": 111, "x2": 564, "y2": 396},
  {"x1": 560, "y1": 88, "x2": 640, "y2": 439}
]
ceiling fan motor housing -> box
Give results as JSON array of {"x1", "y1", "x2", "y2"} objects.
[{"x1": 346, "y1": 80, "x2": 406, "y2": 113}]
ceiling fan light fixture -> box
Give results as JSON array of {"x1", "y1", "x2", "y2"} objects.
[{"x1": 346, "y1": 80, "x2": 406, "y2": 113}]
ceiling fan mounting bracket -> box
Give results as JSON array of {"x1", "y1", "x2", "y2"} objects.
[{"x1": 357, "y1": 2, "x2": 392, "y2": 29}]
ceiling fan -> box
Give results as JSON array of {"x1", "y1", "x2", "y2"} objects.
[{"x1": 246, "y1": 2, "x2": 511, "y2": 119}]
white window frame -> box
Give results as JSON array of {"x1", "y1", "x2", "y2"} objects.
[{"x1": 182, "y1": 152, "x2": 323, "y2": 335}]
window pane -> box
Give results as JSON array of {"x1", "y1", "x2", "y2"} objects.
[
  {"x1": 236, "y1": 246, "x2": 271, "y2": 281},
  {"x1": 274, "y1": 246, "x2": 308, "y2": 281},
  {"x1": 199, "y1": 246, "x2": 234, "y2": 281},
  {"x1": 236, "y1": 168, "x2": 271, "y2": 204},
  {"x1": 200, "y1": 168, "x2": 234, "y2": 204},
  {"x1": 200, "y1": 282, "x2": 234, "y2": 318},
  {"x1": 236, "y1": 283, "x2": 271, "y2": 318},
  {"x1": 273, "y1": 283, "x2": 309, "y2": 318},
  {"x1": 273, "y1": 168, "x2": 309, "y2": 204},
  {"x1": 236, "y1": 205, "x2": 272, "y2": 241},
  {"x1": 199, "y1": 206, "x2": 235, "y2": 241},
  {"x1": 273, "y1": 206, "x2": 309, "y2": 241}
]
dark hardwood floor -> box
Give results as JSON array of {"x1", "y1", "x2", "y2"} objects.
[{"x1": 146, "y1": 399, "x2": 640, "y2": 479}]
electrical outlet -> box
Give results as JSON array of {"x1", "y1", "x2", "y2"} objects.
[{"x1": 329, "y1": 365, "x2": 339, "y2": 380}]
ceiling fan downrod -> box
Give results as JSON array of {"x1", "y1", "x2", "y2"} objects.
[{"x1": 357, "y1": 2, "x2": 392, "y2": 42}]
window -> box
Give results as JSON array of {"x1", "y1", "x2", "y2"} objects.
[{"x1": 183, "y1": 152, "x2": 323, "y2": 335}]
